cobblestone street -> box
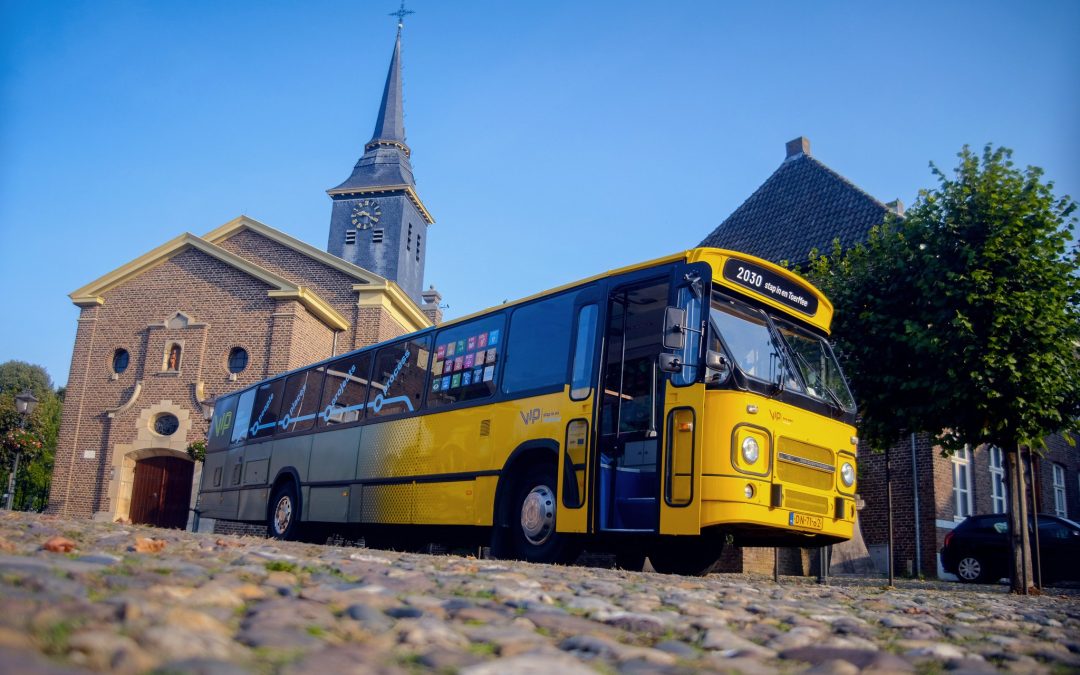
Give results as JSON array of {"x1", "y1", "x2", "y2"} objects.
[{"x1": 0, "y1": 511, "x2": 1077, "y2": 674}]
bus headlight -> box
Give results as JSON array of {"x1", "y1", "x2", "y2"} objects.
[
  {"x1": 741, "y1": 437, "x2": 760, "y2": 464},
  {"x1": 840, "y1": 461, "x2": 855, "y2": 487}
]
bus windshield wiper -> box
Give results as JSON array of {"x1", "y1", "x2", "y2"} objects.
[{"x1": 757, "y1": 309, "x2": 805, "y2": 396}]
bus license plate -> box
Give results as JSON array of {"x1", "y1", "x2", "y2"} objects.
[{"x1": 790, "y1": 512, "x2": 823, "y2": 530}]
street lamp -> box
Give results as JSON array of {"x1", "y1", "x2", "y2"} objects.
[{"x1": 6, "y1": 389, "x2": 39, "y2": 510}]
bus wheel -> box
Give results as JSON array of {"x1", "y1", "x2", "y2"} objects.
[
  {"x1": 647, "y1": 538, "x2": 724, "y2": 576},
  {"x1": 268, "y1": 482, "x2": 301, "y2": 540},
  {"x1": 503, "y1": 465, "x2": 578, "y2": 564}
]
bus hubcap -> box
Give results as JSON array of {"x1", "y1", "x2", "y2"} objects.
[
  {"x1": 521, "y1": 485, "x2": 555, "y2": 546},
  {"x1": 274, "y1": 496, "x2": 292, "y2": 535}
]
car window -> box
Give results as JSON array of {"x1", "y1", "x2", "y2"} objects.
[
  {"x1": 990, "y1": 520, "x2": 1008, "y2": 534},
  {"x1": 1038, "y1": 519, "x2": 1071, "y2": 540}
]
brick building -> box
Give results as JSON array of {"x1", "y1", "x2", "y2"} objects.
[
  {"x1": 699, "y1": 137, "x2": 1080, "y2": 578},
  {"x1": 48, "y1": 27, "x2": 439, "y2": 527}
]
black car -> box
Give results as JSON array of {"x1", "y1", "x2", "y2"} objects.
[{"x1": 940, "y1": 513, "x2": 1080, "y2": 583}]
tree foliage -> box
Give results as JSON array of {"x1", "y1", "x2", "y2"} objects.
[
  {"x1": 0, "y1": 361, "x2": 63, "y2": 510},
  {"x1": 808, "y1": 145, "x2": 1080, "y2": 453},
  {"x1": 807, "y1": 145, "x2": 1080, "y2": 592}
]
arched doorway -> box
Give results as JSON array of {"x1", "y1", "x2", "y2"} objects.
[{"x1": 129, "y1": 456, "x2": 194, "y2": 529}]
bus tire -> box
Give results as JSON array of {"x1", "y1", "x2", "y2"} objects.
[
  {"x1": 500, "y1": 464, "x2": 578, "y2": 564},
  {"x1": 268, "y1": 481, "x2": 301, "y2": 541},
  {"x1": 647, "y1": 537, "x2": 724, "y2": 576}
]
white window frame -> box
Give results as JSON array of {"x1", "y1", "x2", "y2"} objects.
[
  {"x1": 1052, "y1": 464, "x2": 1067, "y2": 518},
  {"x1": 952, "y1": 445, "x2": 973, "y2": 520},
  {"x1": 989, "y1": 446, "x2": 1006, "y2": 514}
]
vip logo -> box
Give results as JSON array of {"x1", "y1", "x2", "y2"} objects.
[
  {"x1": 519, "y1": 408, "x2": 541, "y2": 425},
  {"x1": 213, "y1": 411, "x2": 233, "y2": 437},
  {"x1": 770, "y1": 411, "x2": 783, "y2": 421}
]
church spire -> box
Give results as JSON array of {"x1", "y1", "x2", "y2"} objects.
[{"x1": 368, "y1": 31, "x2": 407, "y2": 150}]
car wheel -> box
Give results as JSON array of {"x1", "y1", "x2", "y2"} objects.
[
  {"x1": 268, "y1": 481, "x2": 301, "y2": 540},
  {"x1": 956, "y1": 555, "x2": 989, "y2": 583}
]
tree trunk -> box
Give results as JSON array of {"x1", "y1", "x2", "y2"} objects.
[{"x1": 1005, "y1": 446, "x2": 1034, "y2": 594}]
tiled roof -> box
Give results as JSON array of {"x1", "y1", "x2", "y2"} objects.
[{"x1": 699, "y1": 150, "x2": 891, "y2": 266}]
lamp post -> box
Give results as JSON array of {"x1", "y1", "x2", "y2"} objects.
[{"x1": 6, "y1": 390, "x2": 39, "y2": 510}]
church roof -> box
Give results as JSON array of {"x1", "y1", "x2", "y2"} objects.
[{"x1": 699, "y1": 137, "x2": 892, "y2": 267}]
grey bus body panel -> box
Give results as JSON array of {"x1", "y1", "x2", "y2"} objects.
[{"x1": 310, "y1": 425, "x2": 364, "y2": 483}]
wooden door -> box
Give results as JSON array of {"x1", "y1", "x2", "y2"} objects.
[{"x1": 130, "y1": 456, "x2": 194, "y2": 529}]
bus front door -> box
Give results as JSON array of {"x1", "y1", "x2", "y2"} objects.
[{"x1": 597, "y1": 280, "x2": 669, "y2": 532}]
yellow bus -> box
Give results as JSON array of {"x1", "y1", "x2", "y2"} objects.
[{"x1": 197, "y1": 248, "x2": 858, "y2": 575}]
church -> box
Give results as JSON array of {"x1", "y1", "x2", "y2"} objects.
[{"x1": 47, "y1": 25, "x2": 437, "y2": 527}]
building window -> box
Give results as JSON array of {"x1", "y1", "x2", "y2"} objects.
[
  {"x1": 153, "y1": 413, "x2": 179, "y2": 436},
  {"x1": 1052, "y1": 464, "x2": 1067, "y2": 517},
  {"x1": 227, "y1": 347, "x2": 249, "y2": 374},
  {"x1": 952, "y1": 445, "x2": 973, "y2": 519},
  {"x1": 345, "y1": 230, "x2": 357, "y2": 245},
  {"x1": 407, "y1": 223, "x2": 412, "y2": 250},
  {"x1": 166, "y1": 343, "x2": 182, "y2": 371},
  {"x1": 372, "y1": 229, "x2": 384, "y2": 243},
  {"x1": 112, "y1": 348, "x2": 130, "y2": 375},
  {"x1": 416, "y1": 234, "x2": 421, "y2": 261},
  {"x1": 989, "y1": 446, "x2": 1006, "y2": 514}
]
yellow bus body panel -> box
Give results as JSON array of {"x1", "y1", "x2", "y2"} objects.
[{"x1": 698, "y1": 389, "x2": 857, "y2": 540}]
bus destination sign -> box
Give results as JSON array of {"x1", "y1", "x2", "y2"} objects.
[{"x1": 721, "y1": 258, "x2": 819, "y2": 316}]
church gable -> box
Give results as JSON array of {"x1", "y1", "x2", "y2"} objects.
[{"x1": 211, "y1": 222, "x2": 365, "y2": 310}]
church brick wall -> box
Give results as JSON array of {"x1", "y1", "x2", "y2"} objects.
[
  {"x1": 216, "y1": 229, "x2": 366, "y2": 351},
  {"x1": 49, "y1": 248, "x2": 315, "y2": 518}
]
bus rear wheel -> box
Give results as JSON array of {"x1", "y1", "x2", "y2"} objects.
[
  {"x1": 647, "y1": 537, "x2": 725, "y2": 576},
  {"x1": 268, "y1": 481, "x2": 301, "y2": 541},
  {"x1": 497, "y1": 465, "x2": 578, "y2": 564}
]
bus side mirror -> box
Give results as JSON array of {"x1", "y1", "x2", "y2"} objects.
[
  {"x1": 658, "y1": 353, "x2": 683, "y2": 373},
  {"x1": 663, "y1": 307, "x2": 686, "y2": 351}
]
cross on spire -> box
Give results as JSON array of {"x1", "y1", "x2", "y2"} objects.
[{"x1": 389, "y1": 1, "x2": 414, "y2": 32}]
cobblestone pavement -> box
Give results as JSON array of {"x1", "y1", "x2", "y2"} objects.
[{"x1": 1, "y1": 512, "x2": 1078, "y2": 674}]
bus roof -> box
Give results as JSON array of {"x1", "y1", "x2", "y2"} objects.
[{"x1": 226, "y1": 248, "x2": 834, "y2": 395}]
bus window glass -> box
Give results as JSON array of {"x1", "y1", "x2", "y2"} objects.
[
  {"x1": 318, "y1": 352, "x2": 371, "y2": 426},
  {"x1": 710, "y1": 297, "x2": 801, "y2": 392},
  {"x1": 369, "y1": 336, "x2": 432, "y2": 418},
  {"x1": 570, "y1": 304, "x2": 598, "y2": 400},
  {"x1": 502, "y1": 292, "x2": 577, "y2": 395},
  {"x1": 429, "y1": 316, "x2": 503, "y2": 408},
  {"x1": 775, "y1": 321, "x2": 856, "y2": 411},
  {"x1": 207, "y1": 394, "x2": 238, "y2": 452},
  {"x1": 672, "y1": 286, "x2": 702, "y2": 386},
  {"x1": 230, "y1": 388, "x2": 257, "y2": 445},
  {"x1": 278, "y1": 367, "x2": 325, "y2": 434},
  {"x1": 249, "y1": 379, "x2": 284, "y2": 439}
]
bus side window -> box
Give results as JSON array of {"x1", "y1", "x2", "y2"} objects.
[
  {"x1": 429, "y1": 315, "x2": 503, "y2": 408},
  {"x1": 207, "y1": 394, "x2": 238, "y2": 452},
  {"x1": 319, "y1": 352, "x2": 371, "y2": 426},
  {"x1": 502, "y1": 292, "x2": 577, "y2": 395},
  {"x1": 230, "y1": 388, "x2": 257, "y2": 445},
  {"x1": 278, "y1": 366, "x2": 324, "y2": 434},
  {"x1": 368, "y1": 336, "x2": 432, "y2": 418},
  {"x1": 570, "y1": 304, "x2": 598, "y2": 400},
  {"x1": 249, "y1": 379, "x2": 285, "y2": 440}
]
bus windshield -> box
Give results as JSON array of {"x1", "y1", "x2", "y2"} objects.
[{"x1": 709, "y1": 292, "x2": 855, "y2": 413}]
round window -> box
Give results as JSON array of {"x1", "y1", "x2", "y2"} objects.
[
  {"x1": 112, "y1": 348, "x2": 130, "y2": 374},
  {"x1": 227, "y1": 347, "x2": 249, "y2": 374},
  {"x1": 153, "y1": 413, "x2": 179, "y2": 436}
]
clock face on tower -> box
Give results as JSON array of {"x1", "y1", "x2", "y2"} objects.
[{"x1": 350, "y1": 199, "x2": 382, "y2": 230}]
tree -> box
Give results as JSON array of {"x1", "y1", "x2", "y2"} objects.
[
  {"x1": 0, "y1": 361, "x2": 63, "y2": 511},
  {"x1": 808, "y1": 145, "x2": 1080, "y2": 594}
]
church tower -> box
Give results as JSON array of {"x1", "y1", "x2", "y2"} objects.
[{"x1": 327, "y1": 22, "x2": 433, "y2": 304}]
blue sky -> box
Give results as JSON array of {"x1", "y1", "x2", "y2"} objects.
[{"x1": 2, "y1": 1, "x2": 1078, "y2": 387}]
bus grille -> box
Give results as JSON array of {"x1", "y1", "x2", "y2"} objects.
[
  {"x1": 777, "y1": 438, "x2": 834, "y2": 490},
  {"x1": 783, "y1": 489, "x2": 829, "y2": 515}
]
